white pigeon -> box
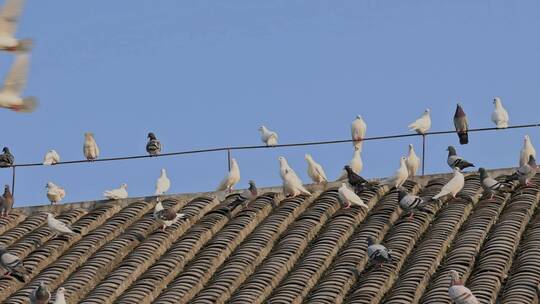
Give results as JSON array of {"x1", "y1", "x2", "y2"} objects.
[
  {"x1": 382, "y1": 157, "x2": 409, "y2": 189},
  {"x1": 337, "y1": 148, "x2": 363, "y2": 180},
  {"x1": 53, "y1": 287, "x2": 67, "y2": 304},
  {"x1": 305, "y1": 154, "x2": 328, "y2": 184},
  {"x1": 491, "y1": 97, "x2": 509, "y2": 129},
  {"x1": 155, "y1": 168, "x2": 171, "y2": 196},
  {"x1": 405, "y1": 144, "x2": 420, "y2": 177},
  {"x1": 0, "y1": 54, "x2": 36, "y2": 112},
  {"x1": 0, "y1": 0, "x2": 32, "y2": 53},
  {"x1": 259, "y1": 125, "x2": 278, "y2": 146},
  {"x1": 351, "y1": 115, "x2": 367, "y2": 151},
  {"x1": 103, "y1": 183, "x2": 128, "y2": 200},
  {"x1": 408, "y1": 109, "x2": 431, "y2": 134},
  {"x1": 153, "y1": 201, "x2": 185, "y2": 231},
  {"x1": 278, "y1": 156, "x2": 302, "y2": 184},
  {"x1": 432, "y1": 167, "x2": 465, "y2": 200},
  {"x1": 283, "y1": 169, "x2": 311, "y2": 197},
  {"x1": 520, "y1": 135, "x2": 536, "y2": 167},
  {"x1": 338, "y1": 183, "x2": 367, "y2": 209},
  {"x1": 83, "y1": 132, "x2": 99, "y2": 161},
  {"x1": 217, "y1": 158, "x2": 240, "y2": 192},
  {"x1": 42, "y1": 150, "x2": 60, "y2": 165},
  {"x1": 46, "y1": 182, "x2": 65, "y2": 205},
  {"x1": 46, "y1": 213, "x2": 76, "y2": 234},
  {"x1": 448, "y1": 270, "x2": 479, "y2": 304}
]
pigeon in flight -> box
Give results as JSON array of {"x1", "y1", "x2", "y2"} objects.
[
  {"x1": 305, "y1": 154, "x2": 328, "y2": 184},
  {"x1": 447, "y1": 146, "x2": 474, "y2": 170},
  {"x1": 30, "y1": 282, "x2": 50, "y2": 304},
  {"x1": 408, "y1": 109, "x2": 431, "y2": 134},
  {"x1": 103, "y1": 183, "x2": 128, "y2": 200},
  {"x1": 432, "y1": 167, "x2": 465, "y2": 200},
  {"x1": 146, "y1": 132, "x2": 161, "y2": 156},
  {"x1": 448, "y1": 270, "x2": 479, "y2": 304},
  {"x1": 0, "y1": 147, "x2": 14, "y2": 167},
  {"x1": 0, "y1": 54, "x2": 37, "y2": 112},
  {"x1": 0, "y1": 0, "x2": 32, "y2": 53},
  {"x1": 259, "y1": 126, "x2": 278, "y2": 147},
  {"x1": 398, "y1": 190, "x2": 433, "y2": 220},
  {"x1": 491, "y1": 97, "x2": 509, "y2": 129},
  {"x1": 46, "y1": 213, "x2": 76, "y2": 235},
  {"x1": 0, "y1": 246, "x2": 28, "y2": 282},
  {"x1": 0, "y1": 185, "x2": 13, "y2": 217},
  {"x1": 506, "y1": 155, "x2": 537, "y2": 186},
  {"x1": 478, "y1": 168, "x2": 511, "y2": 199},
  {"x1": 217, "y1": 158, "x2": 240, "y2": 193},
  {"x1": 283, "y1": 169, "x2": 310, "y2": 197},
  {"x1": 53, "y1": 287, "x2": 66, "y2": 304},
  {"x1": 351, "y1": 115, "x2": 367, "y2": 151},
  {"x1": 343, "y1": 165, "x2": 370, "y2": 193},
  {"x1": 520, "y1": 135, "x2": 536, "y2": 167},
  {"x1": 153, "y1": 201, "x2": 185, "y2": 231},
  {"x1": 381, "y1": 157, "x2": 409, "y2": 189},
  {"x1": 46, "y1": 182, "x2": 66, "y2": 205},
  {"x1": 453, "y1": 103, "x2": 469, "y2": 145},
  {"x1": 338, "y1": 183, "x2": 367, "y2": 209},
  {"x1": 366, "y1": 236, "x2": 392, "y2": 268},
  {"x1": 42, "y1": 150, "x2": 60, "y2": 165},
  {"x1": 155, "y1": 168, "x2": 171, "y2": 196},
  {"x1": 405, "y1": 144, "x2": 420, "y2": 177},
  {"x1": 337, "y1": 148, "x2": 363, "y2": 181},
  {"x1": 83, "y1": 133, "x2": 99, "y2": 161}
]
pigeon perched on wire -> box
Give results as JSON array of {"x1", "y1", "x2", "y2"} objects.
[
  {"x1": 491, "y1": 97, "x2": 509, "y2": 129},
  {"x1": 343, "y1": 165, "x2": 371, "y2": 193},
  {"x1": 259, "y1": 126, "x2": 278, "y2": 147},
  {"x1": 338, "y1": 183, "x2": 367, "y2": 209},
  {"x1": 366, "y1": 236, "x2": 392, "y2": 268},
  {"x1": 0, "y1": 185, "x2": 13, "y2": 217},
  {"x1": 103, "y1": 183, "x2": 128, "y2": 200},
  {"x1": 146, "y1": 132, "x2": 161, "y2": 156},
  {"x1": 432, "y1": 167, "x2": 465, "y2": 200},
  {"x1": 453, "y1": 103, "x2": 469, "y2": 145},
  {"x1": 398, "y1": 190, "x2": 433, "y2": 220},
  {"x1": 283, "y1": 169, "x2": 310, "y2": 197},
  {"x1": 228, "y1": 180, "x2": 258, "y2": 210},
  {"x1": 153, "y1": 201, "x2": 185, "y2": 231},
  {"x1": 520, "y1": 135, "x2": 536, "y2": 167},
  {"x1": 381, "y1": 157, "x2": 409, "y2": 190},
  {"x1": 53, "y1": 287, "x2": 66, "y2": 304},
  {"x1": 351, "y1": 115, "x2": 367, "y2": 151},
  {"x1": 448, "y1": 270, "x2": 479, "y2": 304},
  {"x1": 405, "y1": 144, "x2": 420, "y2": 177},
  {"x1": 42, "y1": 150, "x2": 60, "y2": 165},
  {"x1": 0, "y1": 0, "x2": 32, "y2": 53},
  {"x1": 83, "y1": 132, "x2": 99, "y2": 161},
  {"x1": 155, "y1": 168, "x2": 171, "y2": 197},
  {"x1": 478, "y1": 168, "x2": 511, "y2": 199},
  {"x1": 0, "y1": 53, "x2": 37, "y2": 112},
  {"x1": 447, "y1": 146, "x2": 475, "y2": 170},
  {"x1": 45, "y1": 213, "x2": 77, "y2": 235},
  {"x1": 337, "y1": 148, "x2": 363, "y2": 181},
  {"x1": 46, "y1": 182, "x2": 65, "y2": 205},
  {"x1": 0, "y1": 246, "x2": 28, "y2": 282},
  {"x1": 217, "y1": 158, "x2": 240, "y2": 193},
  {"x1": 0, "y1": 147, "x2": 14, "y2": 167},
  {"x1": 30, "y1": 282, "x2": 50, "y2": 304},
  {"x1": 408, "y1": 109, "x2": 431, "y2": 134},
  {"x1": 506, "y1": 155, "x2": 537, "y2": 186},
  {"x1": 305, "y1": 154, "x2": 328, "y2": 184}
]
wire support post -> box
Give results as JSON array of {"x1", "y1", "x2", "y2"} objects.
[
  {"x1": 227, "y1": 149, "x2": 231, "y2": 172},
  {"x1": 11, "y1": 166, "x2": 15, "y2": 197},
  {"x1": 421, "y1": 134, "x2": 426, "y2": 176}
]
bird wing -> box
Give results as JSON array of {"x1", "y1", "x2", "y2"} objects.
[
  {"x1": 314, "y1": 164, "x2": 327, "y2": 181},
  {"x1": 0, "y1": 0, "x2": 23, "y2": 36},
  {"x1": 2, "y1": 54, "x2": 28, "y2": 94},
  {"x1": 1, "y1": 252, "x2": 20, "y2": 268}
]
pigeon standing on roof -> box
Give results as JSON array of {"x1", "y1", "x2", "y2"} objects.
[
  {"x1": 366, "y1": 236, "x2": 392, "y2": 268},
  {"x1": 351, "y1": 115, "x2": 367, "y2": 151},
  {"x1": 0, "y1": 185, "x2": 13, "y2": 217},
  {"x1": 343, "y1": 165, "x2": 370, "y2": 193},
  {"x1": 217, "y1": 158, "x2": 240, "y2": 193},
  {"x1": 0, "y1": 147, "x2": 14, "y2": 167},
  {"x1": 478, "y1": 168, "x2": 511, "y2": 199},
  {"x1": 305, "y1": 154, "x2": 328, "y2": 184},
  {"x1": 146, "y1": 132, "x2": 161, "y2": 156},
  {"x1": 405, "y1": 144, "x2": 420, "y2": 177},
  {"x1": 228, "y1": 180, "x2": 258, "y2": 210},
  {"x1": 337, "y1": 148, "x2": 363, "y2": 181},
  {"x1": 491, "y1": 97, "x2": 509, "y2": 129},
  {"x1": 408, "y1": 109, "x2": 431, "y2": 134},
  {"x1": 46, "y1": 182, "x2": 65, "y2": 205},
  {"x1": 520, "y1": 135, "x2": 536, "y2": 167},
  {"x1": 283, "y1": 169, "x2": 310, "y2": 197},
  {"x1": 83, "y1": 132, "x2": 99, "y2": 161},
  {"x1": 382, "y1": 157, "x2": 409, "y2": 189},
  {"x1": 42, "y1": 150, "x2": 60, "y2": 165},
  {"x1": 338, "y1": 183, "x2": 367, "y2": 209},
  {"x1": 155, "y1": 168, "x2": 171, "y2": 196},
  {"x1": 30, "y1": 282, "x2": 50, "y2": 304},
  {"x1": 432, "y1": 167, "x2": 465, "y2": 200},
  {"x1": 0, "y1": 0, "x2": 32, "y2": 53},
  {"x1": 153, "y1": 201, "x2": 185, "y2": 231},
  {"x1": 447, "y1": 146, "x2": 475, "y2": 170},
  {"x1": 103, "y1": 183, "x2": 128, "y2": 200},
  {"x1": 278, "y1": 156, "x2": 302, "y2": 184},
  {"x1": 398, "y1": 190, "x2": 433, "y2": 220},
  {"x1": 453, "y1": 103, "x2": 469, "y2": 145},
  {"x1": 53, "y1": 287, "x2": 66, "y2": 304},
  {"x1": 506, "y1": 155, "x2": 537, "y2": 186},
  {"x1": 0, "y1": 54, "x2": 37, "y2": 112},
  {"x1": 448, "y1": 270, "x2": 479, "y2": 304},
  {"x1": 46, "y1": 213, "x2": 76, "y2": 235},
  {"x1": 259, "y1": 126, "x2": 278, "y2": 147},
  {"x1": 0, "y1": 246, "x2": 28, "y2": 282}
]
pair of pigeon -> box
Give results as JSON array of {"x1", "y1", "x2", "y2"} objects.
[
  {"x1": 29, "y1": 282, "x2": 66, "y2": 304},
  {"x1": 82, "y1": 132, "x2": 162, "y2": 162}
]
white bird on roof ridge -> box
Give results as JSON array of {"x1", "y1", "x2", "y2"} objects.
[
  {"x1": 448, "y1": 270, "x2": 479, "y2": 304},
  {"x1": 278, "y1": 156, "x2": 302, "y2": 185},
  {"x1": 259, "y1": 125, "x2": 278, "y2": 147},
  {"x1": 351, "y1": 115, "x2": 367, "y2": 151},
  {"x1": 43, "y1": 150, "x2": 60, "y2": 165},
  {"x1": 45, "y1": 213, "x2": 76, "y2": 235},
  {"x1": 46, "y1": 182, "x2": 65, "y2": 205},
  {"x1": 0, "y1": 54, "x2": 37, "y2": 112},
  {"x1": 338, "y1": 183, "x2": 367, "y2": 209},
  {"x1": 283, "y1": 168, "x2": 310, "y2": 197},
  {"x1": 405, "y1": 144, "x2": 420, "y2": 177},
  {"x1": 103, "y1": 183, "x2": 128, "y2": 200},
  {"x1": 155, "y1": 168, "x2": 171, "y2": 196},
  {"x1": 408, "y1": 109, "x2": 431, "y2": 134},
  {"x1": 520, "y1": 135, "x2": 536, "y2": 167},
  {"x1": 83, "y1": 132, "x2": 99, "y2": 161},
  {"x1": 0, "y1": 0, "x2": 32, "y2": 53},
  {"x1": 491, "y1": 97, "x2": 509, "y2": 129},
  {"x1": 337, "y1": 148, "x2": 363, "y2": 181},
  {"x1": 432, "y1": 167, "x2": 465, "y2": 200},
  {"x1": 217, "y1": 158, "x2": 240, "y2": 193},
  {"x1": 305, "y1": 154, "x2": 328, "y2": 184},
  {"x1": 381, "y1": 156, "x2": 409, "y2": 189},
  {"x1": 53, "y1": 287, "x2": 66, "y2": 304}
]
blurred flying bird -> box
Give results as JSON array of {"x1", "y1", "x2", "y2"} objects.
[
  {"x1": 0, "y1": 54, "x2": 37, "y2": 112},
  {"x1": 0, "y1": 0, "x2": 32, "y2": 53}
]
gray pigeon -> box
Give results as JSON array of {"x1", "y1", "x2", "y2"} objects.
[
  {"x1": 397, "y1": 190, "x2": 434, "y2": 220},
  {"x1": 366, "y1": 236, "x2": 392, "y2": 267},
  {"x1": 506, "y1": 155, "x2": 537, "y2": 186},
  {"x1": 0, "y1": 246, "x2": 28, "y2": 282},
  {"x1": 227, "y1": 180, "x2": 258, "y2": 211},
  {"x1": 453, "y1": 103, "x2": 469, "y2": 145},
  {"x1": 146, "y1": 132, "x2": 161, "y2": 156},
  {"x1": 478, "y1": 168, "x2": 511, "y2": 199},
  {"x1": 447, "y1": 146, "x2": 474, "y2": 170},
  {"x1": 0, "y1": 185, "x2": 13, "y2": 217},
  {"x1": 0, "y1": 147, "x2": 14, "y2": 167},
  {"x1": 30, "y1": 282, "x2": 51, "y2": 304}
]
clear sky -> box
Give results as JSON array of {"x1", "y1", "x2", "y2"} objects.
[{"x1": 2, "y1": 0, "x2": 540, "y2": 206}]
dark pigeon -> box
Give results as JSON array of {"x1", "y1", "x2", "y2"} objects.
[
  {"x1": 0, "y1": 185, "x2": 13, "y2": 217},
  {"x1": 447, "y1": 146, "x2": 474, "y2": 170},
  {"x1": 344, "y1": 165, "x2": 370, "y2": 192},
  {"x1": 146, "y1": 132, "x2": 162, "y2": 156},
  {"x1": 30, "y1": 282, "x2": 51, "y2": 304},
  {"x1": 453, "y1": 104, "x2": 469, "y2": 145},
  {"x1": 0, "y1": 147, "x2": 14, "y2": 167}
]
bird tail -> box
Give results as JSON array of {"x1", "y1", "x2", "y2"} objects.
[
  {"x1": 505, "y1": 173, "x2": 519, "y2": 183},
  {"x1": 43, "y1": 159, "x2": 53, "y2": 166},
  {"x1": 458, "y1": 132, "x2": 468, "y2": 145},
  {"x1": 16, "y1": 39, "x2": 33, "y2": 52}
]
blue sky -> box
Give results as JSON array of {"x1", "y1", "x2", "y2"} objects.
[{"x1": 2, "y1": 0, "x2": 540, "y2": 206}]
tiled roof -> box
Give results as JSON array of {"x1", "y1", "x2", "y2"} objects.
[{"x1": 0, "y1": 168, "x2": 539, "y2": 303}]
